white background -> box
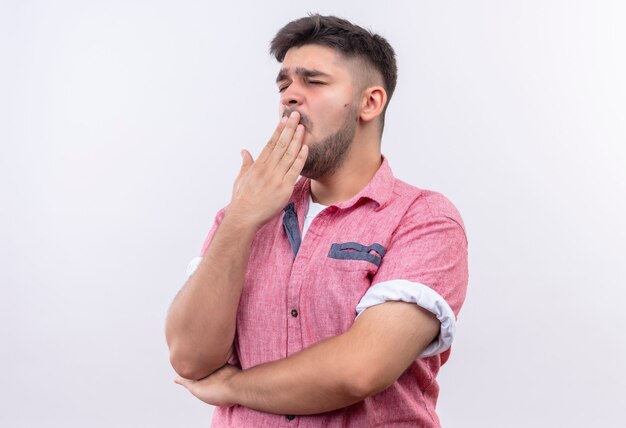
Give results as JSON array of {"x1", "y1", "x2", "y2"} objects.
[{"x1": 1, "y1": 1, "x2": 625, "y2": 427}]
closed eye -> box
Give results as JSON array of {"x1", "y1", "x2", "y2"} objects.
[{"x1": 278, "y1": 81, "x2": 324, "y2": 92}]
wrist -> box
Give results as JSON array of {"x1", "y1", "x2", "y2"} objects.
[
  {"x1": 221, "y1": 367, "x2": 242, "y2": 407},
  {"x1": 221, "y1": 206, "x2": 263, "y2": 236}
]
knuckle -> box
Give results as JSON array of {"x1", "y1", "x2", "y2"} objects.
[{"x1": 282, "y1": 149, "x2": 295, "y2": 161}]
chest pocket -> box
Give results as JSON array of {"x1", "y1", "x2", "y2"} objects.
[{"x1": 327, "y1": 242, "x2": 386, "y2": 270}]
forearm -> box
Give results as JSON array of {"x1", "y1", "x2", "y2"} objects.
[
  {"x1": 176, "y1": 302, "x2": 439, "y2": 413},
  {"x1": 166, "y1": 211, "x2": 257, "y2": 379},
  {"x1": 221, "y1": 302, "x2": 438, "y2": 415},
  {"x1": 224, "y1": 333, "x2": 368, "y2": 415}
]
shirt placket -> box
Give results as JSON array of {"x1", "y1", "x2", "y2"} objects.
[
  {"x1": 283, "y1": 202, "x2": 307, "y2": 359},
  {"x1": 282, "y1": 202, "x2": 335, "y2": 426}
]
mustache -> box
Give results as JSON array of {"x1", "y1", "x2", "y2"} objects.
[{"x1": 282, "y1": 108, "x2": 312, "y2": 131}]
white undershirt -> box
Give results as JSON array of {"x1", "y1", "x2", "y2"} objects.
[{"x1": 302, "y1": 194, "x2": 328, "y2": 240}]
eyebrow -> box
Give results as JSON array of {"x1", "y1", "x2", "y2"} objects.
[{"x1": 276, "y1": 67, "x2": 331, "y2": 83}]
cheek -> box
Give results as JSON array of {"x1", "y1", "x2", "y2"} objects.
[
  {"x1": 313, "y1": 108, "x2": 347, "y2": 136},
  {"x1": 324, "y1": 91, "x2": 355, "y2": 117}
]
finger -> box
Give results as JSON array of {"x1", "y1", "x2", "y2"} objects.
[
  {"x1": 267, "y1": 111, "x2": 301, "y2": 167},
  {"x1": 256, "y1": 116, "x2": 288, "y2": 164},
  {"x1": 276, "y1": 123, "x2": 304, "y2": 175},
  {"x1": 284, "y1": 143, "x2": 309, "y2": 185},
  {"x1": 174, "y1": 376, "x2": 188, "y2": 386}
]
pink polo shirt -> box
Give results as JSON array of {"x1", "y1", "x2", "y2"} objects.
[{"x1": 192, "y1": 157, "x2": 468, "y2": 427}]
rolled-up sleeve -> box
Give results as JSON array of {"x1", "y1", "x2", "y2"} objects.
[{"x1": 357, "y1": 194, "x2": 468, "y2": 358}]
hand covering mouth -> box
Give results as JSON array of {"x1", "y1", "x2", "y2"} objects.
[{"x1": 282, "y1": 108, "x2": 312, "y2": 131}]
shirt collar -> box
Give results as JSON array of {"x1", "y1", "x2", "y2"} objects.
[{"x1": 291, "y1": 155, "x2": 395, "y2": 212}]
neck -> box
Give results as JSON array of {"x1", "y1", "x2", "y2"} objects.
[{"x1": 309, "y1": 143, "x2": 382, "y2": 206}]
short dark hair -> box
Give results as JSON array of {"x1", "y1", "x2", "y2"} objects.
[{"x1": 270, "y1": 14, "x2": 397, "y2": 115}]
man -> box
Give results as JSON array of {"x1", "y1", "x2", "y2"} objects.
[{"x1": 166, "y1": 14, "x2": 468, "y2": 427}]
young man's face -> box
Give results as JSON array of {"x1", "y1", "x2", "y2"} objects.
[{"x1": 276, "y1": 44, "x2": 361, "y2": 178}]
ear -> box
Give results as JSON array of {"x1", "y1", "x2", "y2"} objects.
[{"x1": 359, "y1": 86, "x2": 387, "y2": 124}]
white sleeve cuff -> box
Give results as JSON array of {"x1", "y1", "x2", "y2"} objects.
[
  {"x1": 355, "y1": 280, "x2": 457, "y2": 358},
  {"x1": 186, "y1": 256, "x2": 202, "y2": 278}
]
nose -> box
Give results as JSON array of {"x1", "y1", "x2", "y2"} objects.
[{"x1": 280, "y1": 84, "x2": 304, "y2": 108}]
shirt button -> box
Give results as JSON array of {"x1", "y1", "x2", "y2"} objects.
[
  {"x1": 291, "y1": 309, "x2": 298, "y2": 317},
  {"x1": 286, "y1": 415, "x2": 295, "y2": 421}
]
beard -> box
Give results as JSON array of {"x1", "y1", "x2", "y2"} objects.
[{"x1": 294, "y1": 105, "x2": 359, "y2": 180}]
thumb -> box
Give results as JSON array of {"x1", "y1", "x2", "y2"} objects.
[
  {"x1": 233, "y1": 149, "x2": 254, "y2": 195},
  {"x1": 174, "y1": 376, "x2": 194, "y2": 387},
  {"x1": 240, "y1": 149, "x2": 253, "y2": 170}
]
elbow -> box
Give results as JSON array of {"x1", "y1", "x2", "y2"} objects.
[
  {"x1": 170, "y1": 358, "x2": 210, "y2": 381},
  {"x1": 342, "y1": 368, "x2": 395, "y2": 401},
  {"x1": 169, "y1": 347, "x2": 226, "y2": 380},
  {"x1": 166, "y1": 327, "x2": 234, "y2": 380}
]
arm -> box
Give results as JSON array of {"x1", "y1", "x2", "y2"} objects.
[
  {"x1": 175, "y1": 300, "x2": 439, "y2": 414},
  {"x1": 165, "y1": 112, "x2": 308, "y2": 380},
  {"x1": 165, "y1": 213, "x2": 255, "y2": 379}
]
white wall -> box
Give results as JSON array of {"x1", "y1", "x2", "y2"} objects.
[{"x1": 1, "y1": 1, "x2": 624, "y2": 426}]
